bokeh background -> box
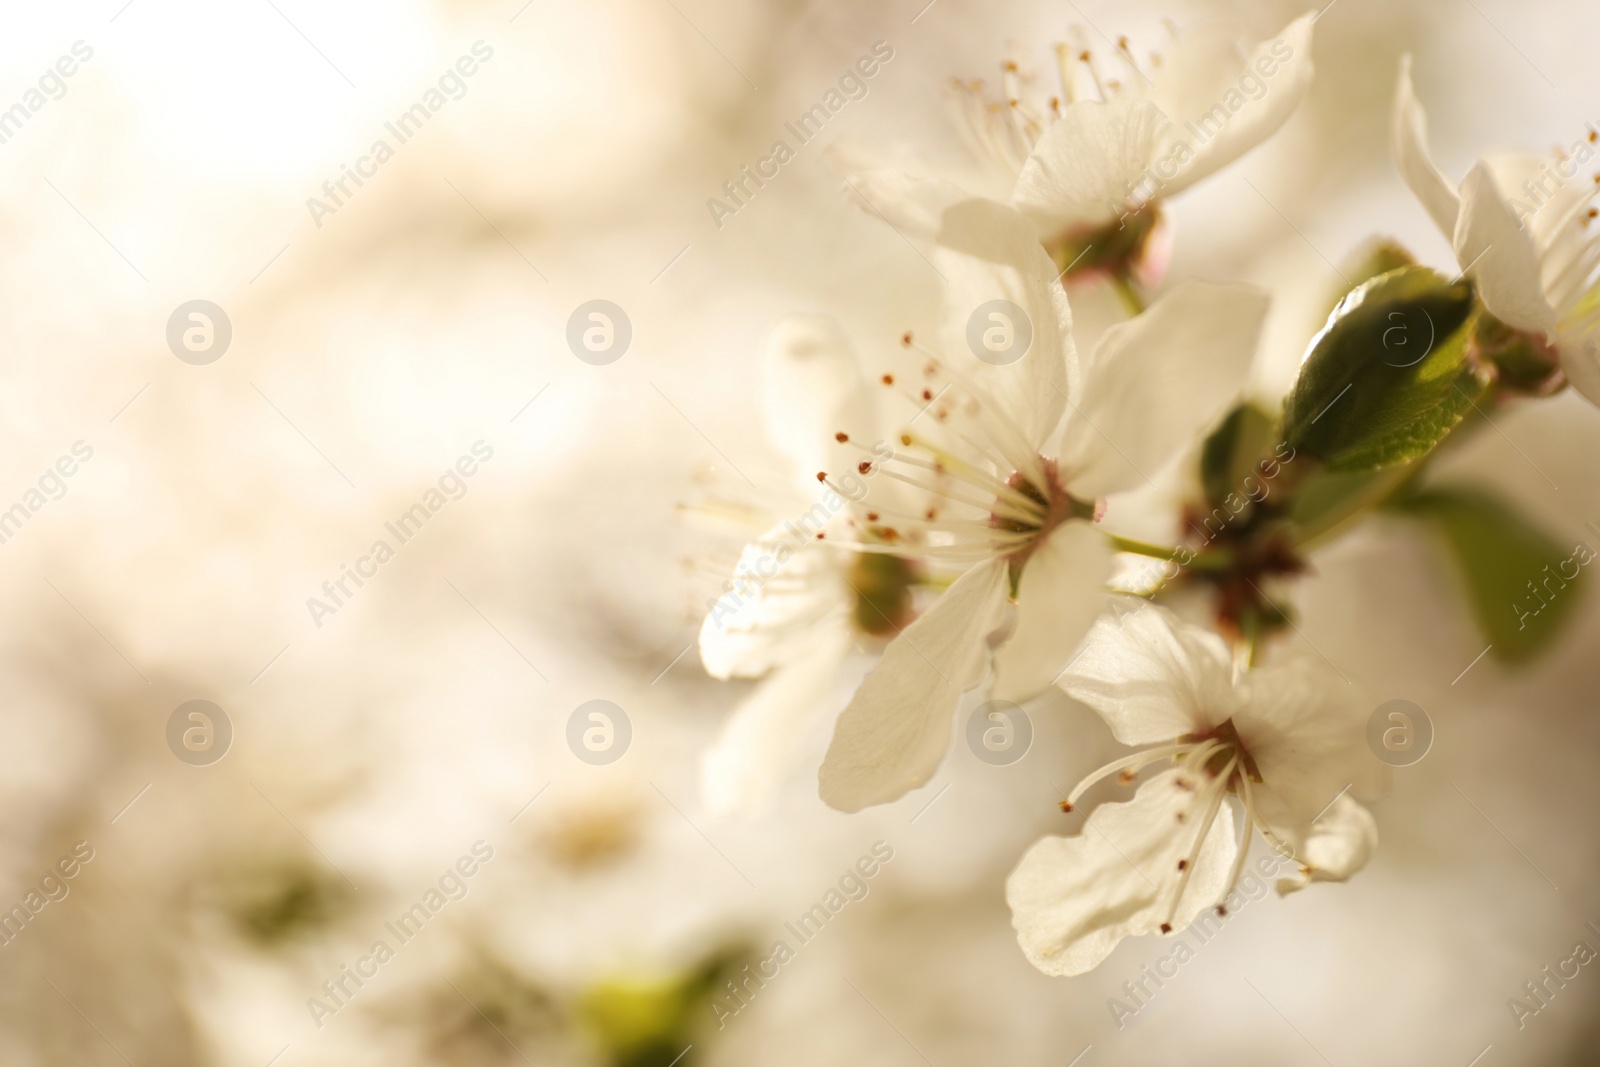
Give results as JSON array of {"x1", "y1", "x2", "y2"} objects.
[{"x1": 1, "y1": 0, "x2": 1598, "y2": 1063}]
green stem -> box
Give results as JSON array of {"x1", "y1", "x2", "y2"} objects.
[
  {"x1": 1240, "y1": 610, "x2": 1262, "y2": 669},
  {"x1": 1106, "y1": 534, "x2": 1180, "y2": 559},
  {"x1": 1110, "y1": 274, "x2": 1146, "y2": 316},
  {"x1": 1185, "y1": 549, "x2": 1235, "y2": 573},
  {"x1": 1105, "y1": 534, "x2": 1234, "y2": 574}
]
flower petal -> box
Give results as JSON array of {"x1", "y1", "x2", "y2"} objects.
[
  {"x1": 1139, "y1": 20, "x2": 1247, "y2": 122},
  {"x1": 1012, "y1": 97, "x2": 1174, "y2": 235},
  {"x1": 1059, "y1": 281, "x2": 1267, "y2": 500},
  {"x1": 699, "y1": 526, "x2": 850, "y2": 680},
  {"x1": 1391, "y1": 53, "x2": 1460, "y2": 239},
  {"x1": 1482, "y1": 151, "x2": 1584, "y2": 251},
  {"x1": 1156, "y1": 14, "x2": 1317, "y2": 199},
  {"x1": 1454, "y1": 162, "x2": 1557, "y2": 337},
  {"x1": 824, "y1": 142, "x2": 978, "y2": 241},
  {"x1": 1057, "y1": 602, "x2": 1234, "y2": 746},
  {"x1": 991, "y1": 520, "x2": 1115, "y2": 703},
  {"x1": 1273, "y1": 794, "x2": 1379, "y2": 895},
  {"x1": 818, "y1": 557, "x2": 1009, "y2": 812},
  {"x1": 1235, "y1": 650, "x2": 1392, "y2": 830},
  {"x1": 760, "y1": 315, "x2": 877, "y2": 488},
  {"x1": 1007, "y1": 769, "x2": 1236, "y2": 976},
  {"x1": 936, "y1": 198, "x2": 1077, "y2": 449},
  {"x1": 701, "y1": 625, "x2": 854, "y2": 817},
  {"x1": 1559, "y1": 330, "x2": 1600, "y2": 407}
]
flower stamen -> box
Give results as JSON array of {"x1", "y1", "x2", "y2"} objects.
[
  {"x1": 1163, "y1": 752, "x2": 1237, "y2": 928},
  {"x1": 1064, "y1": 742, "x2": 1193, "y2": 808},
  {"x1": 1065, "y1": 716, "x2": 1271, "y2": 934}
]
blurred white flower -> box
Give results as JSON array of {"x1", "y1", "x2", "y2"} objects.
[
  {"x1": 837, "y1": 13, "x2": 1315, "y2": 286},
  {"x1": 1007, "y1": 604, "x2": 1387, "y2": 976},
  {"x1": 1393, "y1": 54, "x2": 1600, "y2": 403},
  {"x1": 815, "y1": 202, "x2": 1266, "y2": 812},
  {"x1": 697, "y1": 316, "x2": 925, "y2": 817}
]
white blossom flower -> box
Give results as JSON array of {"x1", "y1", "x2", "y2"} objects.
[
  {"x1": 1393, "y1": 54, "x2": 1600, "y2": 404},
  {"x1": 815, "y1": 201, "x2": 1267, "y2": 812},
  {"x1": 838, "y1": 14, "x2": 1315, "y2": 284},
  {"x1": 698, "y1": 316, "x2": 926, "y2": 816},
  {"x1": 1007, "y1": 604, "x2": 1387, "y2": 976}
]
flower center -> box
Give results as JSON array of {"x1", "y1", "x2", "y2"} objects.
[
  {"x1": 820, "y1": 338, "x2": 1093, "y2": 572},
  {"x1": 991, "y1": 462, "x2": 1095, "y2": 591},
  {"x1": 991, "y1": 466, "x2": 1062, "y2": 536},
  {"x1": 1178, "y1": 719, "x2": 1263, "y2": 784},
  {"x1": 1473, "y1": 310, "x2": 1567, "y2": 396},
  {"x1": 846, "y1": 551, "x2": 921, "y2": 637},
  {"x1": 1045, "y1": 202, "x2": 1166, "y2": 286},
  {"x1": 948, "y1": 33, "x2": 1167, "y2": 181}
]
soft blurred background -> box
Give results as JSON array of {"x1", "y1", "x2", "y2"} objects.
[{"x1": 1, "y1": 0, "x2": 1597, "y2": 1063}]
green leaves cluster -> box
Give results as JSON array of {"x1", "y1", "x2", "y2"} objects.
[{"x1": 1179, "y1": 263, "x2": 1585, "y2": 663}]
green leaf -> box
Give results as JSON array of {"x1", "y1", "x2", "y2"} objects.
[
  {"x1": 1392, "y1": 486, "x2": 1589, "y2": 663},
  {"x1": 581, "y1": 946, "x2": 746, "y2": 1067},
  {"x1": 1284, "y1": 266, "x2": 1488, "y2": 472},
  {"x1": 1348, "y1": 238, "x2": 1417, "y2": 280},
  {"x1": 1199, "y1": 401, "x2": 1279, "y2": 509},
  {"x1": 1317, "y1": 238, "x2": 1418, "y2": 326},
  {"x1": 1289, "y1": 461, "x2": 1416, "y2": 547}
]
